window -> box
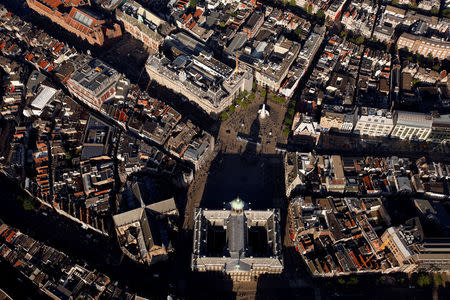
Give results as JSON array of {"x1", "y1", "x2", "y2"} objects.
[{"x1": 73, "y1": 11, "x2": 94, "y2": 28}]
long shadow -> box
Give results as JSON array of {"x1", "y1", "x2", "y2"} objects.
[
  {"x1": 179, "y1": 127, "x2": 288, "y2": 297},
  {"x1": 200, "y1": 152, "x2": 285, "y2": 210}
]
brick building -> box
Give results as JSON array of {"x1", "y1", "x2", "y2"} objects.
[
  {"x1": 26, "y1": 0, "x2": 121, "y2": 46},
  {"x1": 67, "y1": 55, "x2": 121, "y2": 110},
  {"x1": 397, "y1": 33, "x2": 450, "y2": 60}
]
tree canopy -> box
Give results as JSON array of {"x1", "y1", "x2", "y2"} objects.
[{"x1": 316, "y1": 10, "x2": 325, "y2": 19}]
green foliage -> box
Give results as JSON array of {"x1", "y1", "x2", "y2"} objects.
[
  {"x1": 337, "y1": 278, "x2": 346, "y2": 285},
  {"x1": 392, "y1": 0, "x2": 399, "y2": 4},
  {"x1": 316, "y1": 9, "x2": 325, "y2": 19},
  {"x1": 295, "y1": 27, "x2": 303, "y2": 36},
  {"x1": 433, "y1": 274, "x2": 444, "y2": 287},
  {"x1": 241, "y1": 99, "x2": 249, "y2": 108},
  {"x1": 355, "y1": 36, "x2": 364, "y2": 45},
  {"x1": 272, "y1": 95, "x2": 286, "y2": 104},
  {"x1": 417, "y1": 274, "x2": 431, "y2": 287},
  {"x1": 228, "y1": 105, "x2": 236, "y2": 114},
  {"x1": 252, "y1": 82, "x2": 257, "y2": 91},
  {"x1": 409, "y1": 3, "x2": 418, "y2": 9},
  {"x1": 432, "y1": 65, "x2": 440, "y2": 72},
  {"x1": 17, "y1": 194, "x2": 36, "y2": 211},
  {"x1": 307, "y1": 4, "x2": 313, "y2": 15},
  {"x1": 282, "y1": 98, "x2": 297, "y2": 131},
  {"x1": 242, "y1": 90, "x2": 248, "y2": 97},
  {"x1": 282, "y1": 126, "x2": 290, "y2": 136},
  {"x1": 412, "y1": 78, "x2": 421, "y2": 85},
  {"x1": 248, "y1": 93, "x2": 255, "y2": 101},
  {"x1": 220, "y1": 111, "x2": 229, "y2": 121},
  {"x1": 290, "y1": 0, "x2": 296, "y2": 6},
  {"x1": 189, "y1": 0, "x2": 196, "y2": 9},
  {"x1": 261, "y1": 90, "x2": 267, "y2": 98},
  {"x1": 431, "y1": 8, "x2": 439, "y2": 15},
  {"x1": 347, "y1": 277, "x2": 358, "y2": 286},
  {"x1": 287, "y1": 107, "x2": 295, "y2": 117},
  {"x1": 340, "y1": 31, "x2": 348, "y2": 38},
  {"x1": 219, "y1": 21, "x2": 226, "y2": 27},
  {"x1": 444, "y1": 8, "x2": 450, "y2": 18}
]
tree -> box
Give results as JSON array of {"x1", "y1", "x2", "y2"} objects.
[
  {"x1": 189, "y1": 0, "x2": 196, "y2": 9},
  {"x1": 220, "y1": 111, "x2": 229, "y2": 121},
  {"x1": 248, "y1": 93, "x2": 255, "y2": 101},
  {"x1": 273, "y1": 95, "x2": 286, "y2": 104},
  {"x1": 284, "y1": 117, "x2": 293, "y2": 126},
  {"x1": 287, "y1": 107, "x2": 295, "y2": 117},
  {"x1": 307, "y1": 4, "x2": 313, "y2": 15},
  {"x1": 417, "y1": 274, "x2": 431, "y2": 287},
  {"x1": 17, "y1": 194, "x2": 36, "y2": 211},
  {"x1": 290, "y1": 0, "x2": 296, "y2": 6},
  {"x1": 347, "y1": 277, "x2": 359, "y2": 286},
  {"x1": 433, "y1": 274, "x2": 444, "y2": 287},
  {"x1": 316, "y1": 9, "x2": 325, "y2": 19},
  {"x1": 444, "y1": 8, "x2": 450, "y2": 18},
  {"x1": 261, "y1": 90, "x2": 267, "y2": 97},
  {"x1": 340, "y1": 31, "x2": 348, "y2": 38},
  {"x1": 355, "y1": 36, "x2": 365, "y2": 45}
]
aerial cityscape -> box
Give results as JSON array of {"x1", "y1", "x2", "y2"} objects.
[{"x1": 0, "y1": 0, "x2": 449, "y2": 299}]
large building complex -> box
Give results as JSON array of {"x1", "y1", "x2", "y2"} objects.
[
  {"x1": 428, "y1": 114, "x2": 450, "y2": 142},
  {"x1": 67, "y1": 55, "x2": 121, "y2": 109},
  {"x1": 26, "y1": 0, "x2": 121, "y2": 45},
  {"x1": 192, "y1": 198, "x2": 283, "y2": 281},
  {"x1": 391, "y1": 111, "x2": 433, "y2": 141},
  {"x1": 253, "y1": 37, "x2": 301, "y2": 92},
  {"x1": 116, "y1": 0, "x2": 166, "y2": 51},
  {"x1": 353, "y1": 107, "x2": 394, "y2": 137},
  {"x1": 146, "y1": 33, "x2": 253, "y2": 115},
  {"x1": 113, "y1": 197, "x2": 179, "y2": 265},
  {"x1": 397, "y1": 33, "x2": 450, "y2": 60},
  {"x1": 381, "y1": 227, "x2": 415, "y2": 267}
]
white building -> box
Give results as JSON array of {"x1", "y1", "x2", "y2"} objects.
[
  {"x1": 353, "y1": 107, "x2": 394, "y2": 137},
  {"x1": 391, "y1": 111, "x2": 432, "y2": 140}
]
